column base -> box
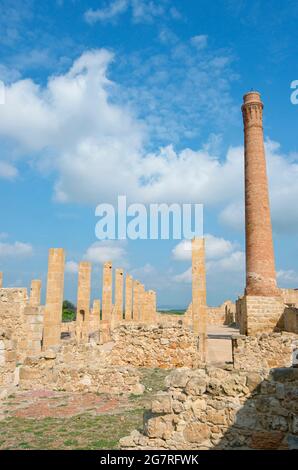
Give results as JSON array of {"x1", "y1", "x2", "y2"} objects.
[{"x1": 240, "y1": 294, "x2": 285, "y2": 335}]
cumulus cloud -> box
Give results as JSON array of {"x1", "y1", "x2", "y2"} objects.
[
  {"x1": 172, "y1": 234, "x2": 236, "y2": 261},
  {"x1": 84, "y1": 240, "x2": 128, "y2": 266},
  {"x1": 173, "y1": 234, "x2": 245, "y2": 284},
  {"x1": 0, "y1": 49, "x2": 297, "y2": 236},
  {"x1": 0, "y1": 161, "x2": 18, "y2": 180},
  {"x1": 0, "y1": 241, "x2": 33, "y2": 257}
]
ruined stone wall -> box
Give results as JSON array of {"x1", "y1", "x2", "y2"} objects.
[
  {"x1": 207, "y1": 301, "x2": 235, "y2": 326},
  {"x1": 232, "y1": 332, "x2": 297, "y2": 371},
  {"x1": 109, "y1": 324, "x2": 199, "y2": 369},
  {"x1": 0, "y1": 288, "x2": 28, "y2": 360},
  {"x1": 0, "y1": 329, "x2": 17, "y2": 398},
  {"x1": 19, "y1": 342, "x2": 144, "y2": 396},
  {"x1": 121, "y1": 366, "x2": 298, "y2": 450},
  {"x1": 280, "y1": 288, "x2": 298, "y2": 306}
]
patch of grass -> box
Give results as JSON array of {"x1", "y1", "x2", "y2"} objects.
[
  {"x1": 140, "y1": 368, "x2": 169, "y2": 394},
  {"x1": 0, "y1": 409, "x2": 144, "y2": 450}
]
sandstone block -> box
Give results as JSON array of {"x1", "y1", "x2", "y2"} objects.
[{"x1": 151, "y1": 393, "x2": 172, "y2": 414}]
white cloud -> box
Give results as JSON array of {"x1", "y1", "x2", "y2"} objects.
[
  {"x1": 173, "y1": 266, "x2": 192, "y2": 283},
  {"x1": 84, "y1": 0, "x2": 170, "y2": 25},
  {"x1": 191, "y1": 35, "x2": 208, "y2": 50},
  {"x1": 172, "y1": 234, "x2": 236, "y2": 261},
  {"x1": 277, "y1": 269, "x2": 298, "y2": 285},
  {"x1": 173, "y1": 235, "x2": 245, "y2": 285},
  {"x1": 0, "y1": 241, "x2": 33, "y2": 257},
  {"x1": 84, "y1": 0, "x2": 129, "y2": 24},
  {"x1": 0, "y1": 161, "x2": 18, "y2": 180},
  {"x1": 0, "y1": 50, "x2": 297, "y2": 236},
  {"x1": 84, "y1": 240, "x2": 128, "y2": 266},
  {"x1": 65, "y1": 260, "x2": 78, "y2": 274}
]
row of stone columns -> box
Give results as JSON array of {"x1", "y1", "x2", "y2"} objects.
[{"x1": 37, "y1": 250, "x2": 157, "y2": 350}]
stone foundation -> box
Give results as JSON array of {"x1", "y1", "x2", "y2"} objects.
[
  {"x1": 240, "y1": 295, "x2": 285, "y2": 335},
  {"x1": 121, "y1": 366, "x2": 298, "y2": 450}
]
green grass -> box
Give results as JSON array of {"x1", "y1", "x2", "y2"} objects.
[
  {"x1": 0, "y1": 368, "x2": 170, "y2": 450},
  {"x1": 0, "y1": 410, "x2": 144, "y2": 450}
]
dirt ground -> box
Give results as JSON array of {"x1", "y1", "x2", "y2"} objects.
[{"x1": 0, "y1": 326, "x2": 237, "y2": 450}]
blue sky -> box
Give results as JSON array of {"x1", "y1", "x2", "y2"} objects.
[{"x1": 0, "y1": 0, "x2": 297, "y2": 308}]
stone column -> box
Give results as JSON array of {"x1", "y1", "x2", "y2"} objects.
[
  {"x1": 242, "y1": 91, "x2": 279, "y2": 297},
  {"x1": 125, "y1": 275, "x2": 133, "y2": 321},
  {"x1": 0, "y1": 272, "x2": 3, "y2": 288},
  {"x1": 192, "y1": 238, "x2": 207, "y2": 362},
  {"x1": 22, "y1": 305, "x2": 44, "y2": 357},
  {"x1": 29, "y1": 279, "x2": 42, "y2": 307},
  {"x1": 148, "y1": 290, "x2": 157, "y2": 323},
  {"x1": 43, "y1": 248, "x2": 65, "y2": 350},
  {"x1": 76, "y1": 261, "x2": 91, "y2": 342},
  {"x1": 139, "y1": 284, "x2": 145, "y2": 322},
  {"x1": 115, "y1": 268, "x2": 124, "y2": 323},
  {"x1": 102, "y1": 262, "x2": 113, "y2": 322},
  {"x1": 132, "y1": 280, "x2": 141, "y2": 322},
  {"x1": 89, "y1": 299, "x2": 100, "y2": 334}
]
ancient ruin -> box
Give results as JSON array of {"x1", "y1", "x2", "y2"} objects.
[{"x1": 0, "y1": 92, "x2": 297, "y2": 450}]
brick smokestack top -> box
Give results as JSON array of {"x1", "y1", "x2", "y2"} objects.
[{"x1": 242, "y1": 91, "x2": 279, "y2": 296}]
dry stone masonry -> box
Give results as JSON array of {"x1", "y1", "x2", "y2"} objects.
[{"x1": 121, "y1": 366, "x2": 298, "y2": 450}]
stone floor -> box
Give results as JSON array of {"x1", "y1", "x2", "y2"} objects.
[{"x1": 207, "y1": 324, "x2": 239, "y2": 365}]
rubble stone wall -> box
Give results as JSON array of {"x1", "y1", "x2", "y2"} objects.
[
  {"x1": 0, "y1": 329, "x2": 18, "y2": 398},
  {"x1": 109, "y1": 324, "x2": 199, "y2": 369},
  {"x1": 232, "y1": 332, "x2": 297, "y2": 370},
  {"x1": 19, "y1": 344, "x2": 144, "y2": 395},
  {"x1": 121, "y1": 366, "x2": 298, "y2": 450}
]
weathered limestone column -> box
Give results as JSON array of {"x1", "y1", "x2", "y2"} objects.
[
  {"x1": 0, "y1": 272, "x2": 3, "y2": 288},
  {"x1": 89, "y1": 299, "x2": 100, "y2": 334},
  {"x1": 141, "y1": 290, "x2": 149, "y2": 323},
  {"x1": 43, "y1": 248, "x2": 65, "y2": 350},
  {"x1": 242, "y1": 91, "x2": 279, "y2": 297},
  {"x1": 102, "y1": 262, "x2": 113, "y2": 322},
  {"x1": 192, "y1": 238, "x2": 207, "y2": 362},
  {"x1": 139, "y1": 284, "x2": 145, "y2": 322},
  {"x1": 22, "y1": 305, "x2": 44, "y2": 357},
  {"x1": 115, "y1": 268, "x2": 124, "y2": 323},
  {"x1": 148, "y1": 290, "x2": 157, "y2": 323},
  {"x1": 132, "y1": 280, "x2": 141, "y2": 322},
  {"x1": 29, "y1": 279, "x2": 42, "y2": 307},
  {"x1": 76, "y1": 261, "x2": 91, "y2": 342},
  {"x1": 125, "y1": 275, "x2": 133, "y2": 321}
]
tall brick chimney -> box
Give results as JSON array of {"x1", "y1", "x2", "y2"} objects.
[{"x1": 242, "y1": 91, "x2": 279, "y2": 297}]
